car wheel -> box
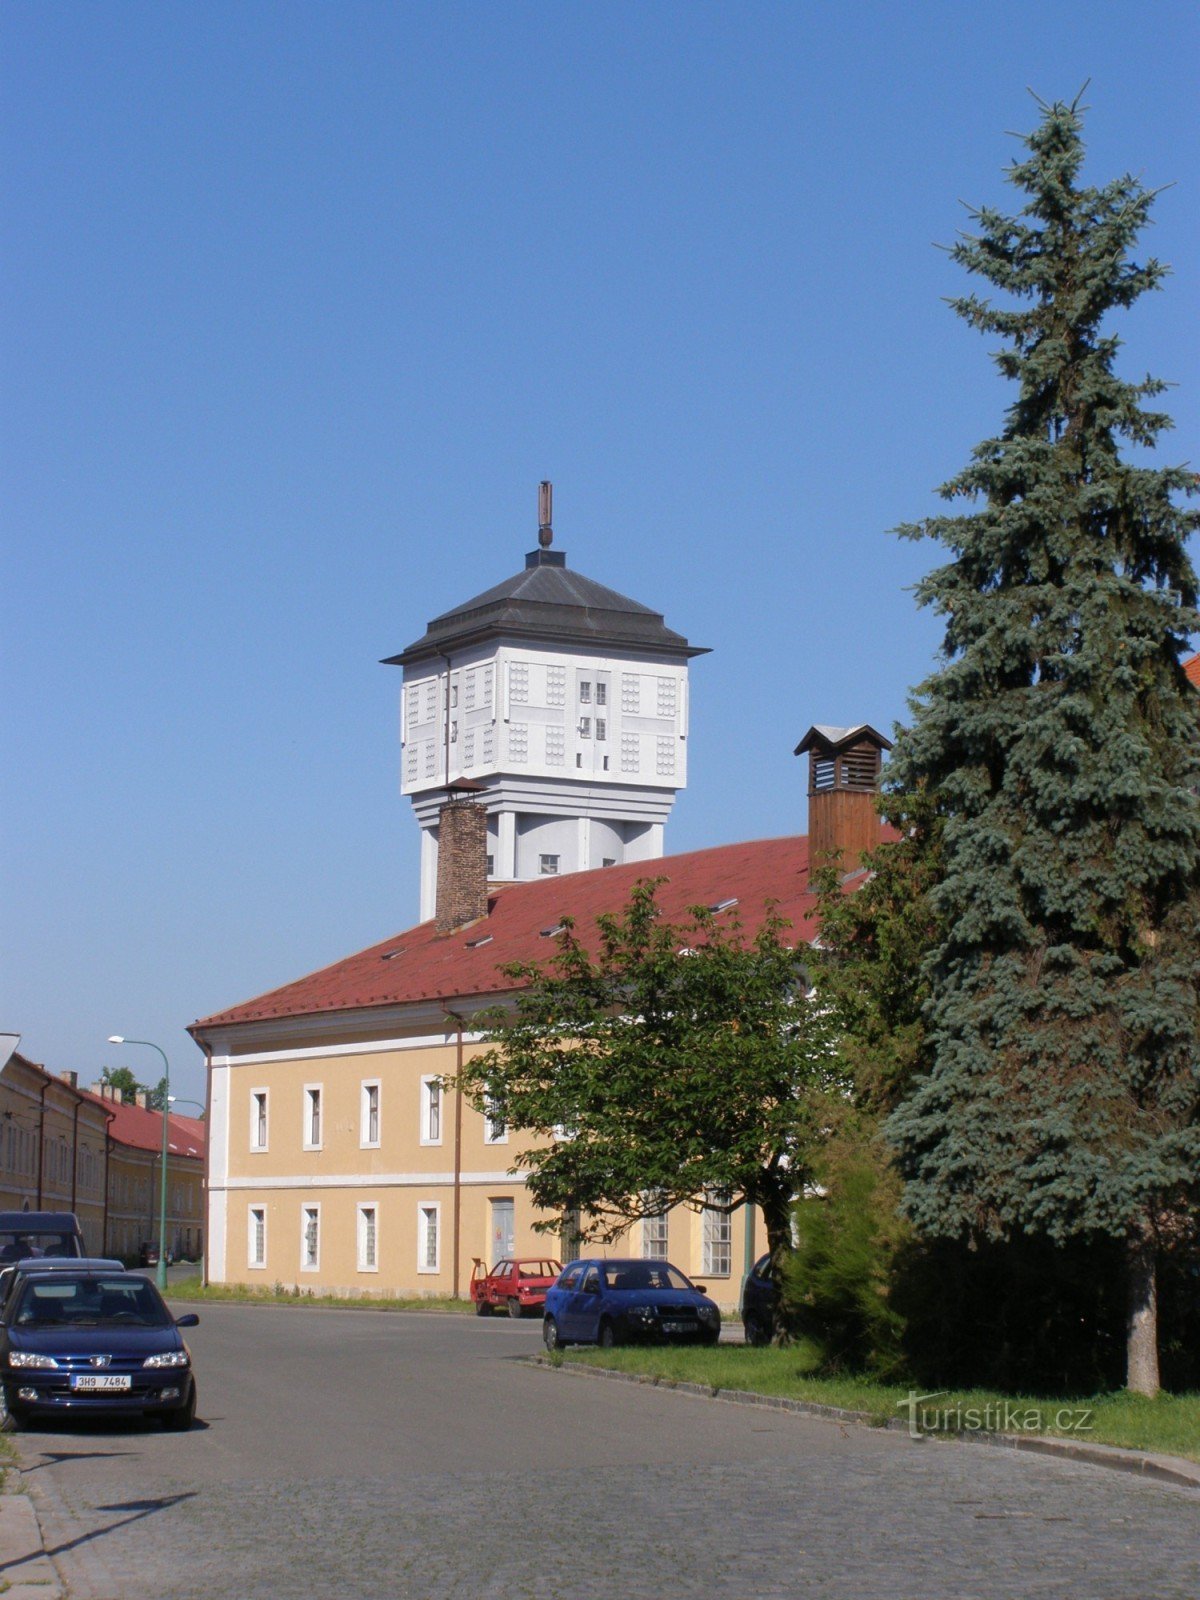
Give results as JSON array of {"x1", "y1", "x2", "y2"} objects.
[
  {"x1": 0, "y1": 1390, "x2": 26, "y2": 1433},
  {"x1": 743, "y1": 1313, "x2": 769, "y2": 1348},
  {"x1": 475, "y1": 1298, "x2": 493, "y2": 1317},
  {"x1": 597, "y1": 1319, "x2": 617, "y2": 1350},
  {"x1": 700, "y1": 1329, "x2": 720, "y2": 1347},
  {"x1": 162, "y1": 1381, "x2": 197, "y2": 1432},
  {"x1": 507, "y1": 1297, "x2": 522, "y2": 1320},
  {"x1": 543, "y1": 1316, "x2": 565, "y2": 1352}
]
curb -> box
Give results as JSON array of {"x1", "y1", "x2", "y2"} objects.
[
  {"x1": 529, "y1": 1356, "x2": 1200, "y2": 1493},
  {"x1": 0, "y1": 1488, "x2": 62, "y2": 1599}
]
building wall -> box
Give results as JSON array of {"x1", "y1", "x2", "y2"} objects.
[
  {"x1": 103, "y1": 1142, "x2": 205, "y2": 1264},
  {"x1": 206, "y1": 1019, "x2": 767, "y2": 1308},
  {"x1": 0, "y1": 1057, "x2": 109, "y2": 1253}
]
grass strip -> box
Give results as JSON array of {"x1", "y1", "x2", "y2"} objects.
[
  {"x1": 562, "y1": 1344, "x2": 1200, "y2": 1462},
  {"x1": 164, "y1": 1278, "x2": 472, "y2": 1315}
]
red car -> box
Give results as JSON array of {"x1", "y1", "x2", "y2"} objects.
[{"x1": 470, "y1": 1257, "x2": 562, "y2": 1319}]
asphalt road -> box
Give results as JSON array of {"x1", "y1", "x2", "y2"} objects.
[{"x1": 9, "y1": 1302, "x2": 1199, "y2": 1600}]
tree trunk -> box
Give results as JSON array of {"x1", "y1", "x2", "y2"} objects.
[
  {"x1": 1125, "y1": 1219, "x2": 1160, "y2": 1397},
  {"x1": 760, "y1": 1192, "x2": 793, "y2": 1343}
]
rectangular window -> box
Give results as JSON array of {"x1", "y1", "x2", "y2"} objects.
[
  {"x1": 579, "y1": 717, "x2": 591, "y2": 738},
  {"x1": 595, "y1": 718, "x2": 606, "y2": 741},
  {"x1": 486, "y1": 854, "x2": 495, "y2": 876},
  {"x1": 539, "y1": 854, "x2": 559, "y2": 875},
  {"x1": 484, "y1": 1094, "x2": 507, "y2": 1146},
  {"x1": 702, "y1": 1193, "x2": 732, "y2": 1277},
  {"x1": 357, "y1": 1204, "x2": 378, "y2": 1272},
  {"x1": 250, "y1": 1090, "x2": 268, "y2": 1151},
  {"x1": 595, "y1": 682, "x2": 607, "y2": 706},
  {"x1": 303, "y1": 1086, "x2": 323, "y2": 1150},
  {"x1": 579, "y1": 681, "x2": 592, "y2": 703},
  {"x1": 421, "y1": 1077, "x2": 442, "y2": 1145},
  {"x1": 417, "y1": 1203, "x2": 440, "y2": 1273},
  {"x1": 301, "y1": 1205, "x2": 320, "y2": 1272},
  {"x1": 248, "y1": 1206, "x2": 266, "y2": 1269},
  {"x1": 361, "y1": 1081, "x2": 380, "y2": 1147},
  {"x1": 642, "y1": 1206, "x2": 669, "y2": 1259}
]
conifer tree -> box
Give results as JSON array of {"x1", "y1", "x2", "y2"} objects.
[{"x1": 885, "y1": 95, "x2": 1200, "y2": 1394}]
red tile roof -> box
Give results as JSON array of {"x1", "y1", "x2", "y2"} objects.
[
  {"x1": 191, "y1": 834, "x2": 829, "y2": 1033},
  {"x1": 1185, "y1": 653, "x2": 1200, "y2": 689},
  {"x1": 76, "y1": 1088, "x2": 206, "y2": 1161}
]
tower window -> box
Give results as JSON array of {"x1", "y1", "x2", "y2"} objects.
[
  {"x1": 539, "y1": 854, "x2": 560, "y2": 875},
  {"x1": 595, "y1": 683, "x2": 607, "y2": 706},
  {"x1": 486, "y1": 854, "x2": 495, "y2": 876},
  {"x1": 595, "y1": 718, "x2": 606, "y2": 741},
  {"x1": 579, "y1": 682, "x2": 592, "y2": 703}
]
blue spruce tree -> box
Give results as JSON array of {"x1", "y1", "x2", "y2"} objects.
[{"x1": 886, "y1": 95, "x2": 1200, "y2": 1394}]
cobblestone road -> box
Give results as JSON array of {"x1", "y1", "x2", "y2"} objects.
[{"x1": 12, "y1": 1304, "x2": 1199, "y2": 1600}]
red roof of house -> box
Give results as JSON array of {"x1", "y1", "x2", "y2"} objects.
[
  {"x1": 76, "y1": 1088, "x2": 206, "y2": 1161},
  {"x1": 1184, "y1": 653, "x2": 1200, "y2": 689},
  {"x1": 191, "y1": 834, "x2": 830, "y2": 1033}
]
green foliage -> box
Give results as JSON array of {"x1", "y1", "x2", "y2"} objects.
[
  {"x1": 455, "y1": 879, "x2": 848, "y2": 1261},
  {"x1": 100, "y1": 1065, "x2": 143, "y2": 1104},
  {"x1": 782, "y1": 1132, "x2": 909, "y2": 1378},
  {"x1": 883, "y1": 95, "x2": 1200, "y2": 1254}
]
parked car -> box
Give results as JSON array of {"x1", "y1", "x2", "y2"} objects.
[
  {"x1": 542, "y1": 1258, "x2": 721, "y2": 1350},
  {"x1": 0, "y1": 1258, "x2": 125, "y2": 1319},
  {"x1": 740, "y1": 1253, "x2": 779, "y2": 1346},
  {"x1": 138, "y1": 1241, "x2": 175, "y2": 1268},
  {"x1": 0, "y1": 1262, "x2": 199, "y2": 1431},
  {"x1": 0, "y1": 1212, "x2": 86, "y2": 1263},
  {"x1": 470, "y1": 1257, "x2": 562, "y2": 1319}
]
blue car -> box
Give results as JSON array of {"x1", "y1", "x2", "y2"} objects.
[
  {"x1": 542, "y1": 1258, "x2": 721, "y2": 1350},
  {"x1": 0, "y1": 1261, "x2": 199, "y2": 1431}
]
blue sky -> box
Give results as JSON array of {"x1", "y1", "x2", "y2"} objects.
[{"x1": 4, "y1": 2, "x2": 1197, "y2": 1103}]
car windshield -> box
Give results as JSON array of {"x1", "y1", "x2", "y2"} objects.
[
  {"x1": 13, "y1": 1276, "x2": 172, "y2": 1329},
  {"x1": 0, "y1": 1232, "x2": 77, "y2": 1263},
  {"x1": 603, "y1": 1262, "x2": 693, "y2": 1292}
]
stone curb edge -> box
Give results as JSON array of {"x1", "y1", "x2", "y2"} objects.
[{"x1": 529, "y1": 1356, "x2": 1200, "y2": 1493}]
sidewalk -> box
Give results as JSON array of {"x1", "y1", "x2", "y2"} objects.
[{"x1": 0, "y1": 1485, "x2": 61, "y2": 1599}]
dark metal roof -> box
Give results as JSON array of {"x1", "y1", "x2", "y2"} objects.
[{"x1": 384, "y1": 548, "x2": 707, "y2": 668}]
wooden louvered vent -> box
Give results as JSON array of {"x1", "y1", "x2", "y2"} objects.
[{"x1": 794, "y1": 723, "x2": 892, "y2": 879}]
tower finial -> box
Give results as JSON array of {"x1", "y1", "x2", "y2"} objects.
[{"x1": 538, "y1": 480, "x2": 553, "y2": 548}]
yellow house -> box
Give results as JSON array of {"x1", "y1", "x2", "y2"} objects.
[
  {"x1": 78, "y1": 1086, "x2": 207, "y2": 1264},
  {"x1": 189, "y1": 798, "x2": 879, "y2": 1307},
  {"x1": 0, "y1": 1051, "x2": 110, "y2": 1252}
]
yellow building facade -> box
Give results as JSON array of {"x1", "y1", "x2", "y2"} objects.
[{"x1": 0, "y1": 1053, "x2": 110, "y2": 1252}]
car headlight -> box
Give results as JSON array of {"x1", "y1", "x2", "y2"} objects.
[
  {"x1": 627, "y1": 1304, "x2": 656, "y2": 1321},
  {"x1": 697, "y1": 1305, "x2": 720, "y2": 1326},
  {"x1": 8, "y1": 1351, "x2": 58, "y2": 1369},
  {"x1": 143, "y1": 1350, "x2": 190, "y2": 1369}
]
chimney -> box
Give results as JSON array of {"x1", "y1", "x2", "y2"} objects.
[
  {"x1": 61, "y1": 1070, "x2": 78, "y2": 1089},
  {"x1": 135, "y1": 1091, "x2": 149, "y2": 1109},
  {"x1": 435, "y1": 787, "x2": 489, "y2": 935},
  {"x1": 794, "y1": 723, "x2": 892, "y2": 881}
]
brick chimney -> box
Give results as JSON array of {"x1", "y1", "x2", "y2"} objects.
[
  {"x1": 435, "y1": 788, "x2": 489, "y2": 934},
  {"x1": 135, "y1": 1091, "x2": 149, "y2": 1109},
  {"x1": 795, "y1": 723, "x2": 891, "y2": 880}
]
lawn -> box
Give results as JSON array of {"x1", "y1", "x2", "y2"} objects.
[
  {"x1": 558, "y1": 1343, "x2": 1200, "y2": 1463},
  {"x1": 163, "y1": 1278, "x2": 471, "y2": 1315}
]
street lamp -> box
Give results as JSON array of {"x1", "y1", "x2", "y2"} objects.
[{"x1": 108, "y1": 1035, "x2": 171, "y2": 1292}]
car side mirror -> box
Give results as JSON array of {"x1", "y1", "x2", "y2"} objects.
[
  {"x1": 693, "y1": 1286, "x2": 707, "y2": 1296},
  {"x1": 175, "y1": 1312, "x2": 200, "y2": 1328}
]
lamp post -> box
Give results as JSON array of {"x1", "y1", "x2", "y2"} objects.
[{"x1": 107, "y1": 1036, "x2": 170, "y2": 1292}]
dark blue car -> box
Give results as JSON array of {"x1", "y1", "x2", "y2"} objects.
[
  {"x1": 0, "y1": 1262, "x2": 198, "y2": 1431},
  {"x1": 543, "y1": 1258, "x2": 721, "y2": 1350}
]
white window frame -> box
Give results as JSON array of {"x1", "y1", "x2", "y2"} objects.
[
  {"x1": 250, "y1": 1089, "x2": 269, "y2": 1152},
  {"x1": 417, "y1": 1202, "x2": 441, "y2": 1274},
  {"x1": 302, "y1": 1084, "x2": 323, "y2": 1151},
  {"x1": 539, "y1": 854, "x2": 560, "y2": 876},
  {"x1": 420, "y1": 1076, "x2": 443, "y2": 1146},
  {"x1": 357, "y1": 1203, "x2": 379, "y2": 1273},
  {"x1": 300, "y1": 1203, "x2": 321, "y2": 1273},
  {"x1": 702, "y1": 1192, "x2": 733, "y2": 1278},
  {"x1": 641, "y1": 1205, "x2": 669, "y2": 1259},
  {"x1": 483, "y1": 1093, "x2": 507, "y2": 1146},
  {"x1": 360, "y1": 1079, "x2": 381, "y2": 1149},
  {"x1": 248, "y1": 1205, "x2": 267, "y2": 1269}
]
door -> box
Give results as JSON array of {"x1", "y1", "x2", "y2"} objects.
[{"x1": 490, "y1": 1199, "x2": 514, "y2": 1262}]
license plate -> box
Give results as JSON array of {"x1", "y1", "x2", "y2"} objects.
[
  {"x1": 71, "y1": 1375, "x2": 131, "y2": 1392},
  {"x1": 661, "y1": 1321, "x2": 694, "y2": 1334}
]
